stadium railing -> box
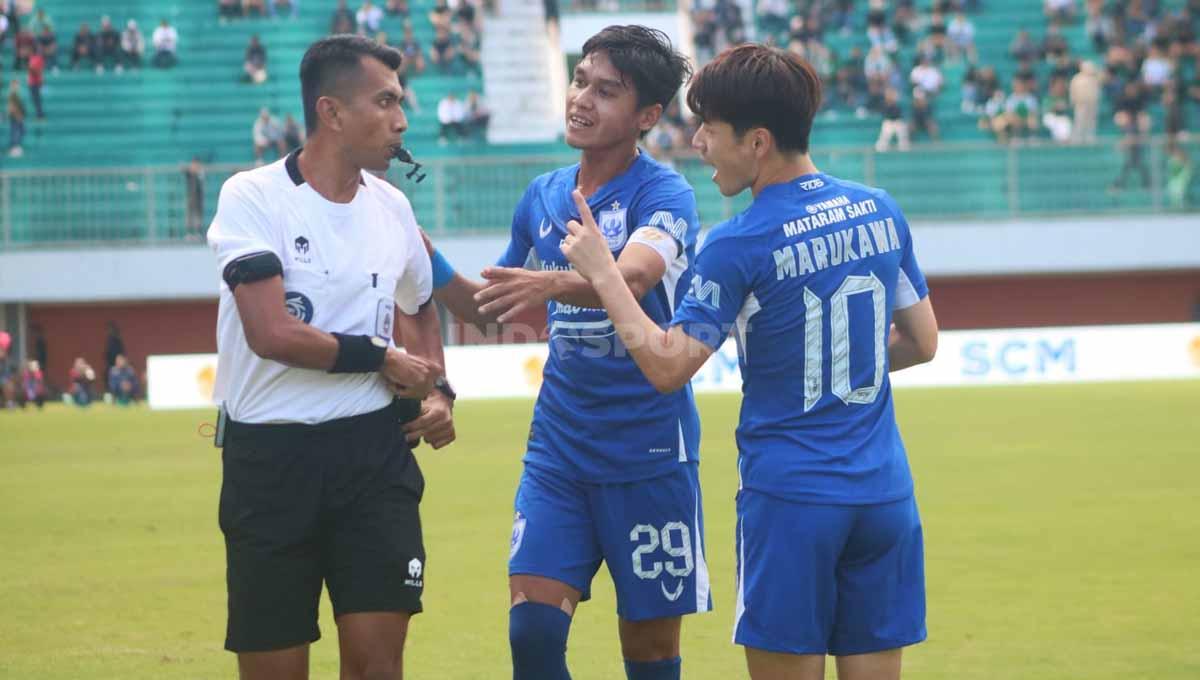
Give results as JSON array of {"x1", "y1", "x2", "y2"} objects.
[{"x1": 1, "y1": 138, "x2": 1195, "y2": 249}]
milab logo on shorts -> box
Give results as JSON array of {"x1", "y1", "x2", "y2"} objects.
[
  {"x1": 405, "y1": 558, "x2": 423, "y2": 588},
  {"x1": 284, "y1": 292, "x2": 314, "y2": 324}
]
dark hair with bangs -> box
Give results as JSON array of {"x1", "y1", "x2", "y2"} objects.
[
  {"x1": 581, "y1": 25, "x2": 692, "y2": 112},
  {"x1": 300, "y1": 35, "x2": 404, "y2": 134},
  {"x1": 686, "y1": 44, "x2": 822, "y2": 154}
]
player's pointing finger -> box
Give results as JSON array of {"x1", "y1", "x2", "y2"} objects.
[{"x1": 571, "y1": 188, "x2": 597, "y2": 228}]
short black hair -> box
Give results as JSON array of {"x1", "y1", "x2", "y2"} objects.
[
  {"x1": 687, "y1": 44, "x2": 822, "y2": 154},
  {"x1": 581, "y1": 25, "x2": 692, "y2": 112},
  {"x1": 300, "y1": 35, "x2": 404, "y2": 134}
]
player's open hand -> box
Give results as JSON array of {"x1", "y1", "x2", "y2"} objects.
[
  {"x1": 475, "y1": 267, "x2": 554, "y2": 324},
  {"x1": 561, "y1": 189, "x2": 619, "y2": 285},
  {"x1": 382, "y1": 348, "x2": 440, "y2": 400},
  {"x1": 403, "y1": 390, "x2": 456, "y2": 449}
]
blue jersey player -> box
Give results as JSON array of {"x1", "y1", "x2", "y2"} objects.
[
  {"x1": 561, "y1": 45, "x2": 939, "y2": 680},
  {"x1": 425, "y1": 26, "x2": 709, "y2": 680}
]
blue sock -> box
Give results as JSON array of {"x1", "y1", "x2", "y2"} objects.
[
  {"x1": 510, "y1": 602, "x2": 572, "y2": 680},
  {"x1": 624, "y1": 656, "x2": 682, "y2": 680}
]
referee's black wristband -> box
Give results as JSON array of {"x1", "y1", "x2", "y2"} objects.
[{"x1": 329, "y1": 333, "x2": 388, "y2": 374}]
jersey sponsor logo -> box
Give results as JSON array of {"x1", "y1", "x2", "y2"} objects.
[
  {"x1": 598, "y1": 201, "x2": 628, "y2": 251},
  {"x1": 648, "y1": 210, "x2": 687, "y2": 241},
  {"x1": 284, "y1": 291, "x2": 314, "y2": 324},
  {"x1": 687, "y1": 274, "x2": 721, "y2": 310},
  {"x1": 405, "y1": 558, "x2": 424, "y2": 587},
  {"x1": 510, "y1": 511, "x2": 528, "y2": 559},
  {"x1": 538, "y1": 218, "x2": 554, "y2": 239},
  {"x1": 798, "y1": 177, "x2": 825, "y2": 190}
]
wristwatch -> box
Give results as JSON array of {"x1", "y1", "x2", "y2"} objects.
[{"x1": 434, "y1": 375, "x2": 456, "y2": 403}]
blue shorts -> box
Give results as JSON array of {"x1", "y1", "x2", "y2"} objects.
[
  {"x1": 509, "y1": 462, "x2": 712, "y2": 622},
  {"x1": 733, "y1": 491, "x2": 926, "y2": 656}
]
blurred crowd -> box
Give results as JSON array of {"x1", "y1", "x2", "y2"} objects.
[{"x1": 0, "y1": 322, "x2": 140, "y2": 412}]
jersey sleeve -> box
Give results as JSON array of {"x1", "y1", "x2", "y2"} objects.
[
  {"x1": 629, "y1": 182, "x2": 699, "y2": 267},
  {"x1": 206, "y1": 175, "x2": 280, "y2": 277},
  {"x1": 394, "y1": 203, "x2": 434, "y2": 315},
  {"x1": 885, "y1": 195, "x2": 929, "y2": 310},
  {"x1": 495, "y1": 184, "x2": 535, "y2": 268},
  {"x1": 670, "y1": 232, "x2": 756, "y2": 351}
]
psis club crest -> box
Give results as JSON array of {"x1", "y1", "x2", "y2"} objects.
[
  {"x1": 597, "y1": 201, "x2": 628, "y2": 251},
  {"x1": 284, "y1": 291, "x2": 314, "y2": 324}
]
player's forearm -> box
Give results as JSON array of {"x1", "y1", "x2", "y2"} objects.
[
  {"x1": 888, "y1": 327, "x2": 934, "y2": 372},
  {"x1": 251, "y1": 320, "x2": 340, "y2": 370},
  {"x1": 396, "y1": 301, "x2": 445, "y2": 370},
  {"x1": 433, "y1": 274, "x2": 498, "y2": 330},
  {"x1": 547, "y1": 266, "x2": 649, "y2": 309},
  {"x1": 590, "y1": 270, "x2": 692, "y2": 393}
]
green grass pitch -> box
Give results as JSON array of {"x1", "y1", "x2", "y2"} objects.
[{"x1": 2, "y1": 381, "x2": 1198, "y2": 679}]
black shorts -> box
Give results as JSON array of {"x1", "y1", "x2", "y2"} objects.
[{"x1": 219, "y1": 400, "x2": 426, "y2": 653}]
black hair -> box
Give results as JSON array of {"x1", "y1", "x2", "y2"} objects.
[
  {"x1": 580, "y1": 25, "x2": 692, "y2": 112},
  {"x1": 300, "y1": 34, "x2": 404, "y2": 134},
  {"x1": 687, "y1": 44, "x2": 822, "y2": 154}
]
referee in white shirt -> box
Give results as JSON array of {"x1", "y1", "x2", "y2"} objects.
[{"x1": 206, "y1": 35, "x2": 455, "y2": 680}]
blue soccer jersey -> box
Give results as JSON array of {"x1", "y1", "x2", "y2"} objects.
[
  {"x1": 672, "y1": 173, "x2": 929, "y2": 504},
  {"x1": 499, "y1": 151, "x2": 703, "y2": 482}
]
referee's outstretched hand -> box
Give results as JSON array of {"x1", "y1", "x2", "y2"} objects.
[{"x1": 382, "y1": 348, "x2": 440, "y2": 400}]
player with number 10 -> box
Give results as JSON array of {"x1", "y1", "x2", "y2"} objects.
[{"x1": 560, "y1": 44, "x2": 939, "y2": 680}]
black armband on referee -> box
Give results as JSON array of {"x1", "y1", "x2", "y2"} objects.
[
  {"x1": 223, "y1": 251, "x2": 283, "y2": 291},
  {"x1": 329, "y1": 333, "x2": 388, "y2": 374}
]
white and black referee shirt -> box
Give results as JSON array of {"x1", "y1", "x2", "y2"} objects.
[{"x1": 207, "y1": 150, "x2": 433, "y2": 424}]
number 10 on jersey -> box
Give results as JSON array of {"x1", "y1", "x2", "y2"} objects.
[{"x1": 802, "y1": 272, "x2": 887, "y2": 412}]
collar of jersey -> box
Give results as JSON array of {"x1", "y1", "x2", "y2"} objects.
[{"x1": 286, "y1": 147, "x2": 366, "y2": 188}]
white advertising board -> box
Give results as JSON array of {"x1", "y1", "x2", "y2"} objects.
[{"x1": 147, "y1": 323, "x2": 1200, "y2": 409}]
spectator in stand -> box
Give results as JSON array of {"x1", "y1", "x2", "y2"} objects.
[
  {"x1": 455, "y1": 0, "x2": 479, "y2": 33},
  {"x1": 7, "y1": 79, "x2": 25, "y2": 158},
  {"x1": 1140, "y1": 42, "x2": 1173, "y2": 93},
  {"x1": 398, "y1": 21, "x2": 425, "y2": 75},
  {"x1": 20, "y1": 360, "x2": 47, "y2": 410},
  {"x1": 428, "y1": 0, "x2": 452, "y2": 31},
  {"x1": 918, "y1": 11, "x2": 950, "y2": 63},
  {"x1": 184, "y1": 156, "x2": 206, "y2": 238},
  {"x1": 1049, "y1": 51, "x2": 1079, "y2": 83},
  {"x1": 1041, "y1": 22, "x2": 1069, "y2": 61},
  {"x1": 356, "y1": 0, "x2": 383, "y2": 35},
  {"x1": 867, "y1": 6, "x2": 899, "y2": 54},
  {"x1": 875, "y1": 88, "x2": 910, "y2": 151},
  {"x1": 1165, "y1": 144, "x2": 1192, "y2": 209},
  {"x1": 1069, "y1": 60, "x2": 1101, "y2": 143},
  {"x1": 243, "y1": 34, "x2": 268, "y2": 84},
  {"x1": 1009, "y1": 28, "x2": 1039, "y2": 61},
  {"x1": 713, "y1": 0, "x2": 746, "y2": 46},
  {"x1": 14, "y1": 29, "x2": 35, "y2": 70},
  {"x1": 757, "y1": 0, "x2": 789, "y2": 38},
  {"x1": 1113, "y1": 79, "x2": 1151, "y2": 136},
  {"x1": 834, "y1": 46, "x2": 868, "y2": 116},
  {"x1": 429, "y1": 24, "x2": 456, "y2": 72},
  {"x1": 242, "y1": 0, "x2": 267, "y2": 17},
  {"x1": 1042, "y1": 77, "x2": 1073, "y2": 142},
  {"x1": 1163, "y1": 84, "x2": 1186, "y2": 146},
  {"x1": 1000, "y1": 78, "x2": 1040, "y2": 142},
  {"x1": 910, "y1": 54, "x2": 944, "y2": 98},
  {"x1": 103, "y1": 321, "x2": 125, "y2": 387},
  {"x1": 0, "y1": 332, "x2": 14, "y2": 409},
  {"x1": 108, "y1": 354, "x2": 138, "y2": 406},
  {"x1": 437, "y1": 91, "x2": 466, "y2": 144},
  {"x1": 0, "y1": 6, "x2": 7, "y2": 52},
  {"x1": 910, "y1": 87, "x2": 940, "y2": 142},
  {"x1": 68, "y1": 358, "x2": 96, "y2": 407},
  {"x1": 251, "y1": 107, "x2": 286, "y2": 163},
  {"x1": 97, "y1": 16, "x2": 120, "y2": 72},
  {"x1": 692, "y1": 6, "x2": 718, "y2": 63},
  {"x1": 26, "y1": 46, "x2": 44, "y2": 119},
  {"x1": 282, "y1": 113, "x2": 304, "y2": 150},
  {"x1": 331, "y1": 0, "x2": 355, "y2": 33},
  {"x1": 892, "y1": 1, "x2": 920, "y2": 46},
  {"x1": 120, "y1": 20, "x2": 144, "y2": 70},
  {"x1": 386, "y1": 0, "x2": 410, "y2": 18},
  {"x1": 947, "y1": 10, "x2": 978, "y2": 63},
  {"x1": 465, "y1": 90, "x2": 490, "y2": 139},
  {"x1": 864, "y1": 44, "x2": 897, "y2": 111},
  {"x1": 219, "y1": 0, "x2": 242, "y2": 20},
  {"x1": 70, "y1": 22, "x2": 98, "y2": 71},
  {"x1": 1045, "y1": 0, "x2": 1076, "y2": 24},
  {"x1": 459, "y1": 26, "x2": 481, "y2": 73},
  {"x1": 1085, "y1": 0, "x2": 1115, "y2": 51},
  {"x1": 269, "y1": 0, "x2": 297, "y2": 19},
  {"x1": 28, "y1": 6, "x2": 52, "y2": 35},
  {"x1": 152, "y1": 19, "x2": 178, "y2": 68},
  {"x1": 36, "y1": 25, "x2": 58, "y2": 70}
]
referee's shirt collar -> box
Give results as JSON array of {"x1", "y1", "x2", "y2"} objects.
[{"x1": 285, "y1": 148, "x2": 367, "y2": 187}]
